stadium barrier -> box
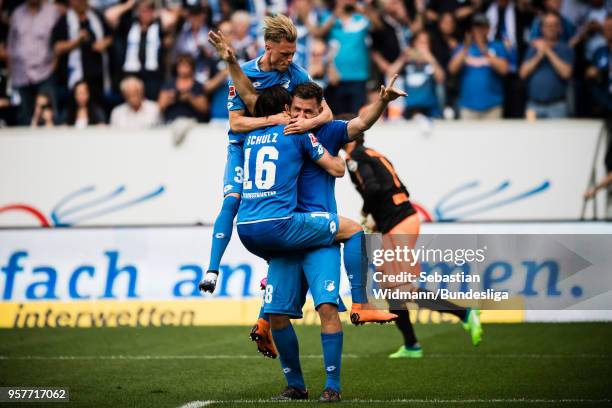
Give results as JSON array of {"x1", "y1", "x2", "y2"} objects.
[
  {"x1": 0, "y1": 120, "x2": 607, "y2": 227},
  {"x1": 1, "y1": 222, "x2": 611, "y2": 327}
]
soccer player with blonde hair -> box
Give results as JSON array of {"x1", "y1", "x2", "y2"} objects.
[{"x1": 202, "y1": 15, "x2": 335, "y2": 297}]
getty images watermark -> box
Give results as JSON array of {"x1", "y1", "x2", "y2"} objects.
[{"x1": 369, "y1": 243, "x2": 510, "y2": 302}]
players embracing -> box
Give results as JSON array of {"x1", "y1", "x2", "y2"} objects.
[{"x1": 199, "y1": 15, "x2": 406, "y2": 402}]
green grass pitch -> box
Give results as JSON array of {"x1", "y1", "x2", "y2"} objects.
[{"x1": 1, "y1": 323, "x2": 611, "y2": 407}]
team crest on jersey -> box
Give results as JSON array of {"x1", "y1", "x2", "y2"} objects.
[
  {"x1": 252, "y1": 82, "x2": 262, "y2": 88},
  {"x1": 282, "y1": 79, "x2": 290, "y2": 89},
  {"x1": 324, "y1": 280, "x2": 335, "y2": 292},
  {"x1": 308, "y1": 133, "x2": 319, "y2": 146},
  {"x1": 228, "y1": 85, "x2": 236, "y2": 98}
]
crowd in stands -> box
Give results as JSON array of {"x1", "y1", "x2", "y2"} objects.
[{"x1": 0, "y1": 0, "x2": 610, "y2": 128}]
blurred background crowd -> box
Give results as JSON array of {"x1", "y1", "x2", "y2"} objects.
[{"x1": 0, "y1": 0, "x2": 610, "y2": 128}]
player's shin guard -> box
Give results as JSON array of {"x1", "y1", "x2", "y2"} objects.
[
  {"x1": 321, "y1": 331, "x2": 343, "y2": 392},
  {"x1": 208, "y1": 195, "x2": 240, "y2": 271},
  {"x1": 343, "y1": 231, "x2": 368, "y2": 304},
  {"x1": 272, "y1": 325, "x2": 306, "y2": 391}
]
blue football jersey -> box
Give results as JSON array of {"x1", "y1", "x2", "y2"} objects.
[
  {"x1": 227, "y1": 56, "x2": 312, "y2": 144},
  {"x1": 237, "y1": 125, "x2": 325, "y2": 223},
  {"x1": 296, "y1": 120, "x2": 349, "y2": 214}
]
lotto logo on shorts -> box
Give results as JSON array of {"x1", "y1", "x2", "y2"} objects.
[
  {"x1": 330, "y1": 221, "x2": 337, "y2": 234},
  {"x1": 228, "y1": 86, "x2": 236, "y2": 98}
]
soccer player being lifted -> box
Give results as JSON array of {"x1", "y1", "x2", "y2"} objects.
[
  {"x1": 202, "y1": 18, "x2": 400, "y2": 326},
  {"x1": 341, "y1": 130, "x2": 483, "y2": 358},
  {"x1": 203, "y1": 14, "x2": 333, "y2": 294}
]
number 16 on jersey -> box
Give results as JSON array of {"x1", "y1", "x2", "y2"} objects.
[{"x1": 243, "y1": 146, "x2": 279, "y2": 190}]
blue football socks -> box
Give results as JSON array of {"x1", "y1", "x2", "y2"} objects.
[
  {"x1": 272, "y1": 324, "x2": 306, "y2": 390},
  {"x1": 321, "y1": 331, "x2": 343, "y2": 392},
  {"x1": 208, "y1": 195, "x2": 240, "y2": 271},
  {"x1": 343, "y1": 231, "x2": 368, "y2": 303}
]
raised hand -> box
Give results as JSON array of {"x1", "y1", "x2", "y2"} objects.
[
  {"x1": 208, "y1": 30, "x2": 237, "y2": 63},
  {"x1": 379, "y1": 74, "x2": 407, "y2": 103}
]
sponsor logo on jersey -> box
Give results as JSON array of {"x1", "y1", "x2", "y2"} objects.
[
  {"x1": 308, "y1": 133, "x2": 319, "y2": 146},
  {"x1": 228, "y1": 85, "x2": 236, "y2": 98},
  {"x1": 224, "y1": 184, "x2": 233, "y2": 193}
]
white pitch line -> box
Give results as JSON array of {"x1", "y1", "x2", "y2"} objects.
[
  {"x1": 0, "y1": 354, "x2": 360, "y2": 360},
  {"x1": 425, "y1": 353, "x2": 611, "y2": 359},
  {"x1": 178, "y1": 398, "x2": 612, "y2": 406},
  {"x1": 0, "y1": 353, "x2": 609, "y2": 360},
  {"x1": 178, "y1": 401, "x2": 215, "y2": 408}
]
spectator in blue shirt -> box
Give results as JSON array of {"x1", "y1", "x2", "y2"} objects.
[
  {"x1": 449, "y1": 14, "x2": 509, "y2": 119},
  {"x1": 317, "y1": 0, "x2": 382, "y2": 114},
  {"x1": 520, "y1": 11, "x2": 573, "y2": 118},
  {"x1": 529, "y1": 0, "x2": 576, "y2": 43},
  {"x1": 585, "y1": 15, "x2": 611, "y2": 117},
  {"x1": 388, "y1": 30, "x2": 445, "y2": 118}
]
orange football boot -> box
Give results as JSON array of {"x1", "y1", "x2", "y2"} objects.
[
  {"x1": 350, "y1": 303, "x2": 398, "y2": 325},
  {"x1": 249, "y1": 317, "x2": 278, "y2": 358}
]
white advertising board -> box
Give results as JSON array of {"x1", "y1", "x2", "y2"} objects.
[
  {"x1": 0, "y1": 120, "x2": 606, "y2": 227},
  {"x1": 1, "y1": 222, "x2": 610, "y2": 327}
]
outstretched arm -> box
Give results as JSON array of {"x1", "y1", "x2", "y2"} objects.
[
  {"x1": 208, "y1": 30, "x2": 258, "y2": 114},
  {"x1": 208, "y1": 31, "x2": 290, "y2": 132},
  {"x1": 347, "y1": 74, "x2": 407, "y2": 140}
]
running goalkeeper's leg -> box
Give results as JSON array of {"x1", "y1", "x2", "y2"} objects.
[{"x1": 337, "y1": 216, "x2": 397, "y2": 324}]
